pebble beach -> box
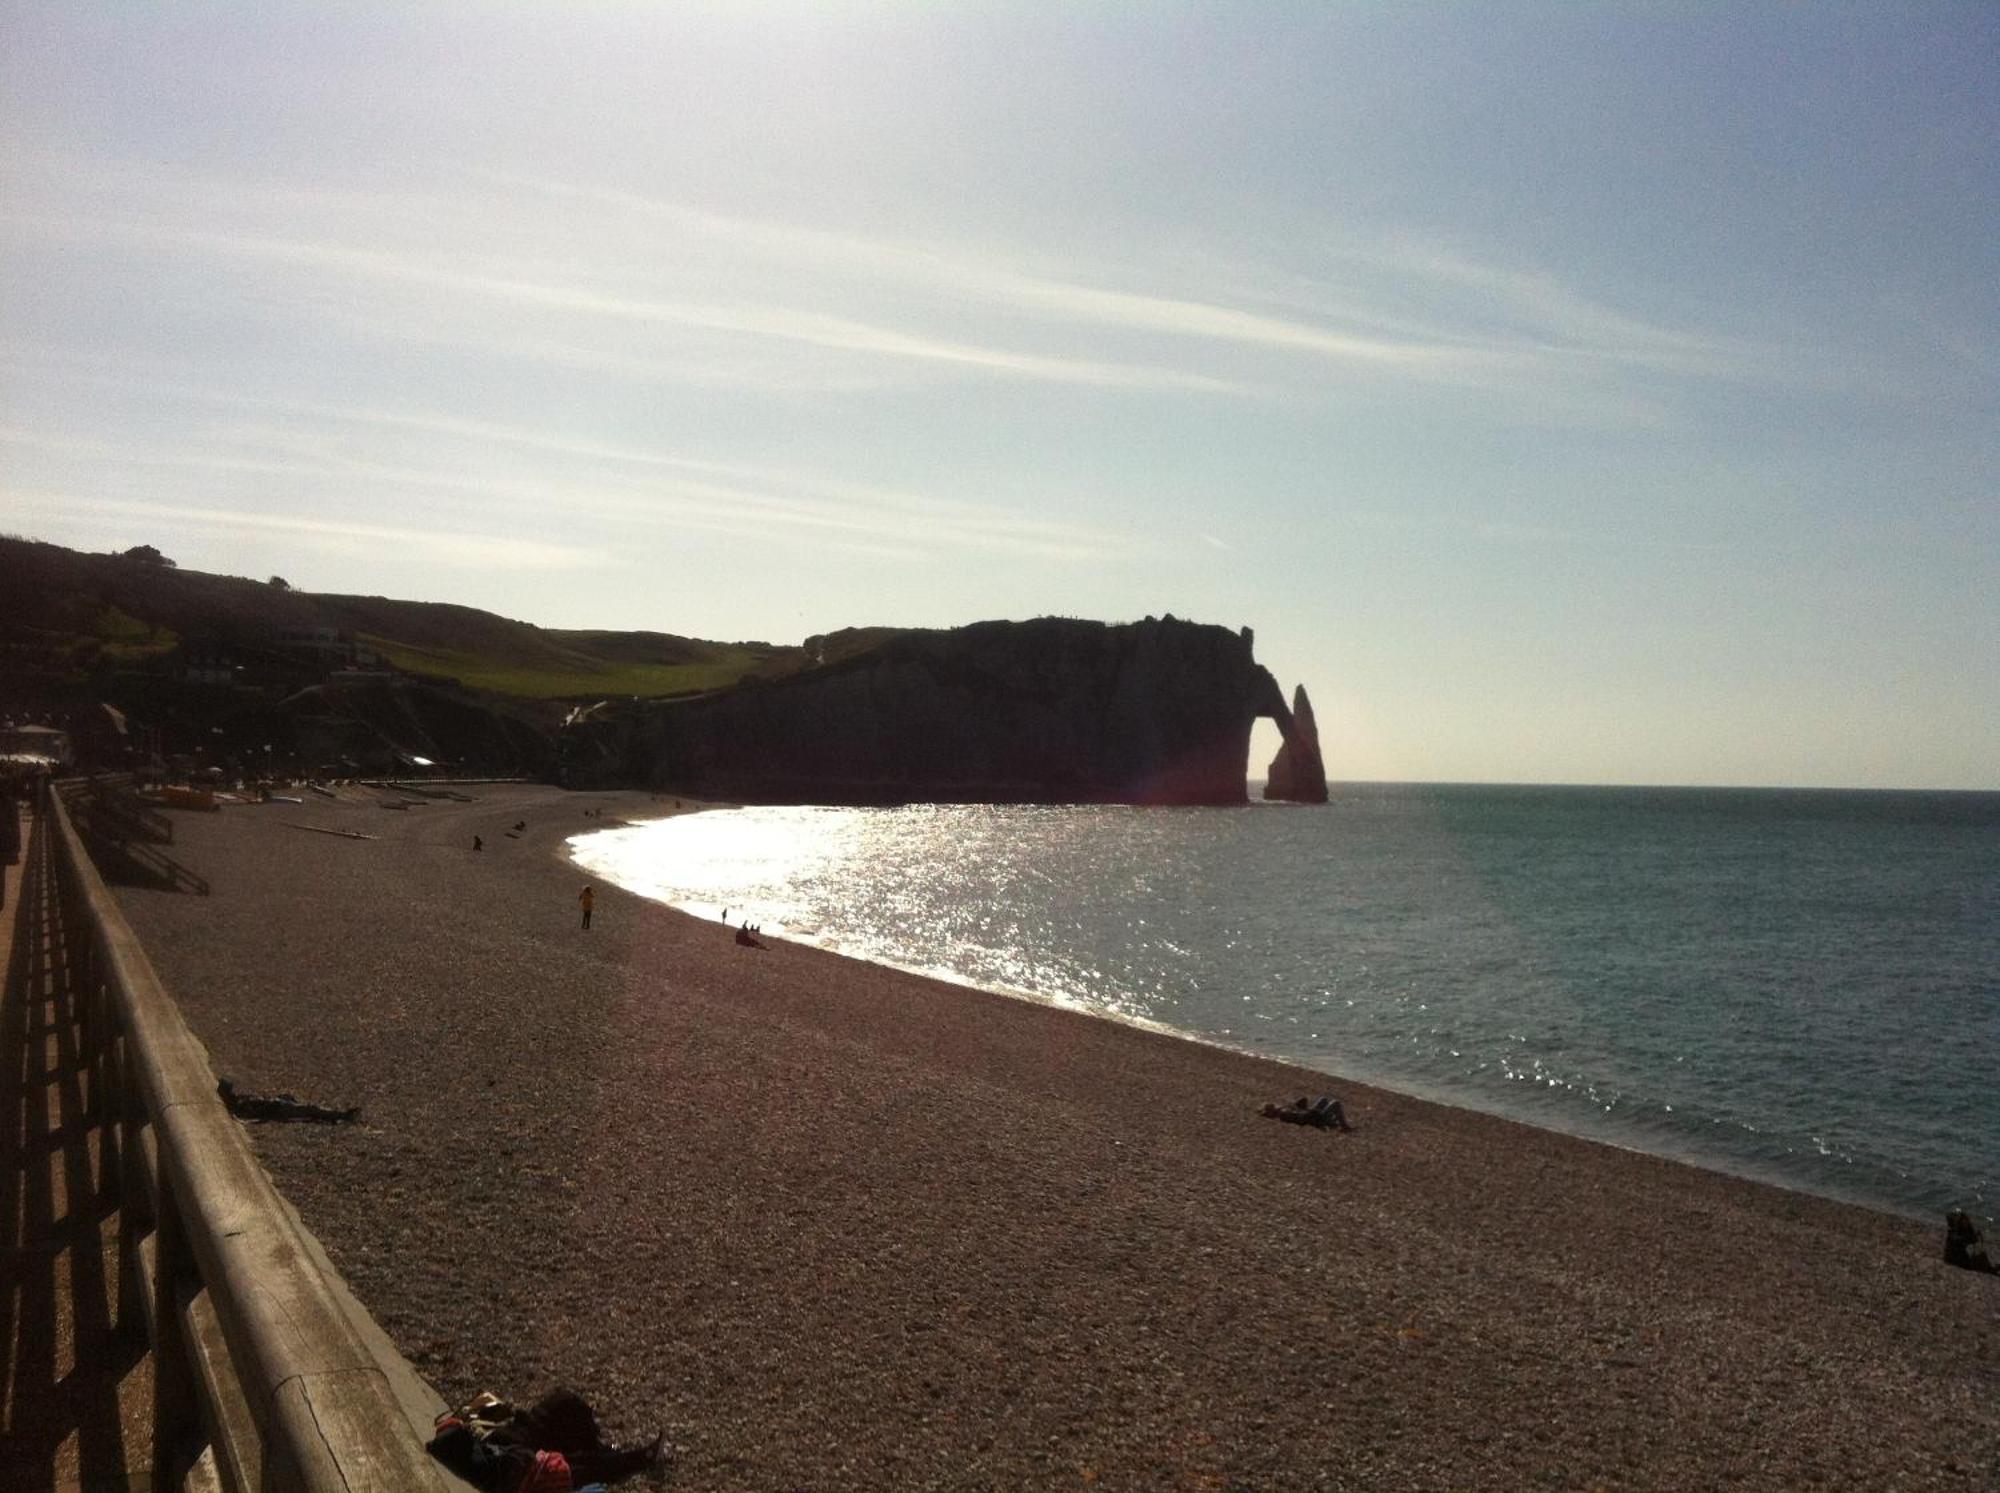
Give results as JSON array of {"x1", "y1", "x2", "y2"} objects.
[{"x1": 108, "y1": 784, "x2": 2000, "y2": 1491}]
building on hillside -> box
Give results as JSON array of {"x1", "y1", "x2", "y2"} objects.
[
  {"x1": 275, "y1": 627, "x2": 384, "y2": 668},
  {"x1": 179, "y1": 639, "x2": 241, "y2": 686}
]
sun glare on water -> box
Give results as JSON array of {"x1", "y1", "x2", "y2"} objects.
[{"x1": 568, "y1": 808, "x2": 870, "y2": 935}]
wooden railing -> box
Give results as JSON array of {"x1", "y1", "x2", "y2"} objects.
[
  {"x1": 45, "y1": 784, "x2": 459, "y2": 1492},
  {"x1": 60, "y1": 773, "x2": 176, "y2": 843},
  {"x1": 92, "y1": 777, "x2": 178, "y2": 846},
  {"x1": 58, "y1": 777, "x2": 210, "y2": 897}
]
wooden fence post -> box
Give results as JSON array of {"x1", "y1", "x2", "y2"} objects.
[
  {"x1": 87, "y1": 947, "x2": 122, "y2": 1201},
  {"x1": 113, "y1": 1028, "x2": 148, "y2": 1337},
  {"x1": 150, "y1": 1176, "x2": 202, "y2": 1479}
]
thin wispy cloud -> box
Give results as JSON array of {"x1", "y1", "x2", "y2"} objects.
[
  {"x1": 7, "y1": 207, "x2": 1243, "y2": 396},
  {"x1": 1363, "y1": 239, "x2": 1772, "y2": 380},
  {"x1": 486, "y1": 170, "x2": 1771, "y2": 389},
  {"x1": 1, "y1": 490, "x2": 609, "y2": 570},
  {"x1": 2, "y1": 150, "x2": 1771, "y2": 410},
  {"x1": 0, "y1": 374, "x2": 1143, "y2": 565},
  {"x1": 481, "y1": 171, "x2": 1504, "y2": 377}
]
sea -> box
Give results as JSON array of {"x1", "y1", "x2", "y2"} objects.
[{"x1": 569, "y1": 784, "x2": 1999, "y2": 1223}]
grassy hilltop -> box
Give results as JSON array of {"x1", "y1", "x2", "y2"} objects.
[
  {"x1": 0, "y1": 534, "x2": 920, "y2": 773},
  {"x1": 0, "y1": 535, "x2": 790, "y2": 700}
]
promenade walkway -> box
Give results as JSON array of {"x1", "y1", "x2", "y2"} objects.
[{"x1": 0, "y1": 797, "x2": 152, "y2": 1491}]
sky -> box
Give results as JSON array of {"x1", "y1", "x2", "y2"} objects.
[{"x1": 2, "y1": 3, "x2": 1995, "y2": 789}]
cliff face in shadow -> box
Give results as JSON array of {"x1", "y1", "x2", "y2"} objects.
[
  {"x1": 564, "y1": 616, "x2": 1322, "y2": 806},
  {"x1": 1263, "y1": 684, "x2": 1330, "y2": 804}
]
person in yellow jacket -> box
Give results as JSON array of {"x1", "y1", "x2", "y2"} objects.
[{"x1": 578, "y1": 885, "x2": 595, "y2": 929}]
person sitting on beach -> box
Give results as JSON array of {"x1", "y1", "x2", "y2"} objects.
[
  {"x1": 735, "y1": 925, "x2": 764, "y2": 949},
  {"x1": 1261, "y1": 1095, "x2": 1352, "y2": 1132},
  {"x1": 1944, "y1": 1211, "x2": 1998, "y2": 1273}
]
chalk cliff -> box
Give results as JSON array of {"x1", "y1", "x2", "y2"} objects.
[
  {"x1": 563, "y1": 616, "x2": 1326, "y2": 806},
  {"x1": 1263, "y1": 684, "x2": 1329, "y2": 804}
]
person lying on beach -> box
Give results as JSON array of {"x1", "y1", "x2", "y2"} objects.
[
  {"x1": 217, "y1": 1078, "x2": 360, "y2": 1125},
  {"x1": 429, "y1": 1387, "x2": 665, "y2": 1492},
  {"x1": 1261, "y1": 1095, "x2": 1352, "y2": 1132},
  {"x1": 1944, "y1": 1211, "x2": 1998, "y2": 1273}
]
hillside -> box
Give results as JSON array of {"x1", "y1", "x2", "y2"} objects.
[
  {"x1": 0, "y1": 536, "x2": 791, "y2": 701},
  {"x1": 0, "y1": 535, "x2": 919, "y2": 776}
]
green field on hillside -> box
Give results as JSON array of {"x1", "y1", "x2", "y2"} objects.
[{"x1": 363, "y1": 637, "x2": 767, "y2": 699}]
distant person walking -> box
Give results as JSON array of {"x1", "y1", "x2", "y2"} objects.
[{"x1": 578, "y1": 885, "x2": 595, "y2": 929}]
